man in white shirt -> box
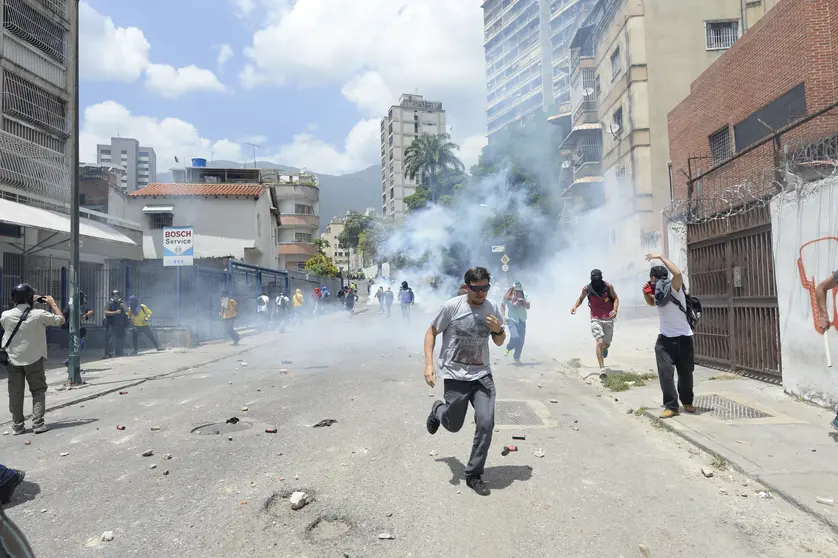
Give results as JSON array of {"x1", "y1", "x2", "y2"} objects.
[
  {"x1": 1, "y1": 284, "x2": 65, "y2": 434},
  {"x1": 643, "y1": 254, "x2": 695, "y2": 419},
  {"x1": 256, "y1": 291, "x2": 270, "y2": 330}
]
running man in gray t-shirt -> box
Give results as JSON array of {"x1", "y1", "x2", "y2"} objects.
[{"x1": 424, "y1": 266, "x2": 506, "y2": 496}]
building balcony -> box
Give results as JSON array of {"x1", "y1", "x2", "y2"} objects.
[
  {"x1": 547, "y1": 101, "x2": 572, "y2": 126},
  {"x1": 279, "y1": 214, "x2": 319, "y2": 228},
  {"x1": 558, "y1": 122, "x2": 602, "y2": 150},
  {"x1": 572, "y1": 100, "x2": 598, "y2": 126},
  {"x1": 272, "y1": 182, "x2": 319, "y2": 202},
  {"x1": 573, "y1": 147, "x2": 602, "y2": 180},
  {"x1": 277, "y1": 242, "x2": 318, "y2": 256}
]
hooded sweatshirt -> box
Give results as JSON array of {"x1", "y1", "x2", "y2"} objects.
[{"x1": 293, "y1": 289, "x2": 304, "y2": 307}]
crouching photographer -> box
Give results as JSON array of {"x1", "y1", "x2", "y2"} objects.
[{"x1": 0, "y1": 284, "x2": 64, "y2": 435}]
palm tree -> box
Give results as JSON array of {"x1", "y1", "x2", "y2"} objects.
[{"x1": 403, "y1": 133, "x2": 465, "y2": 203}]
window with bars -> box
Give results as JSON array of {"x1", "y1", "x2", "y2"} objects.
[
  {"x1": 610, "y1": 47, "x2": 621, "y2": 80},
  {"x1": 3, "y1": 0, "x2": 66, "y2": 64},
  {"x1": 3, "y1": 72, "x2": 67, "y2": 137},
  {"x1": 295, "y1": 233, "x2": 312, "y2": 243},
  {"x1": 706, "y1": 21, "x2": 739, "y2": 50},
  {"x1": 3, "y1": 117, "x2": 64, "y2": 152},
  {"x1": 709, "y1": 126, "x2": 732, "y2": 163},
  {"x1": 581, "y1": 68, "x2": 596, "y2": 99},
  {"x1": 294, "y1": 204, "x2": 313, "y2": 215},
  {"x1": 37, "y1": 0, "x2": 66, "y2": 18},
  {"x1": 148, "y1": 213, "x2": 173, "y2": 229}
]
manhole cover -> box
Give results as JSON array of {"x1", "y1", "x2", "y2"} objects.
[
  {"x1": 495, "y1": 401, "x2": 543, "y2": 426},
  {"x1": 307, "y1": 516, "x2": 351, "y2": 541},
  {"x1": 191, "y1": 421, "x2": 253, "y2": 435},
  {"x1": 693, "y1": 395, "x2": 772, "y2": 420}
]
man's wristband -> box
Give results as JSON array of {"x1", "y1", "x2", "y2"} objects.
[{"x1": 491, "y1": 328, "x2": 505, "y2": 337}]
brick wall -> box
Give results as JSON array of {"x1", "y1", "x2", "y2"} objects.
[{"x1": 667, "y1": 0, "x2": 838, "y2": 201}]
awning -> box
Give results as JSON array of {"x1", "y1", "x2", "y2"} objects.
[
  {"x1": 142, "y1": 205, "x2": 174, "y2": 214},
  {"x1": 0, "y1": 198, "x2": 137, "y2": 246}
]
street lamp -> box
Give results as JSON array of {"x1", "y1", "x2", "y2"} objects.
[{"x1": 67, "y1": 0, "x2": 82, "y2": 385}]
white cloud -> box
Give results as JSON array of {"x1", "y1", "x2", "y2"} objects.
[
  {"x1": 80, "y1": 1, "x2": 150, "y2": 82},
  {"x1": 233, "y1": 0, "x2": 256, "y2": 17},
  {"x1": 458, "y1": 134, "x2": 488, "y2": 170},
  {"x1": 81, "y1": 2, "x2": 227, "y2": 99},
  {"x1": 239, "y1": 0, "x2": 487, "y2": 174},
  {"x1": 145, "y1": 64, "x2": 228, "y2": 99},
  {"x1": 273, "y1": 119, "x2": 381, "y2": 175},
  {"x1": 81, "y1": 101, "x2": 245, "y2": 171},
  {"x1": 217, "y1": 44, "x2": 234, "y2": 73}
]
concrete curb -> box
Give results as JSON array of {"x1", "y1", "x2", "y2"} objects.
[
  {"x1": 1, "y1": 337, "x2": 278, "y2": 427},
  {"x1": 640, "y1": 409, "x2": 838, "y2": 536}
]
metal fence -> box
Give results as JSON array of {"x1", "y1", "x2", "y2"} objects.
[{"x1": 0, "y1": 260, "x2": 343, "y2": 344}]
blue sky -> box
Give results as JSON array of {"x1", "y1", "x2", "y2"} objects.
[{"x1": 79, "y1": 0, "x2": 488, "y2": 175}]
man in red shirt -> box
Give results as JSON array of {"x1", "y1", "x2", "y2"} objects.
[{"x1": 571, "y1": 269, "x2": 619, "y2": 378}]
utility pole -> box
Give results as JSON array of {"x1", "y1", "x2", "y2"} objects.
[{"x1": 67, "y1": 0, "x2": 82, "y2": 385}]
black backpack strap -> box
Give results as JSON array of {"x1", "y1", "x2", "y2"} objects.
[
  {"x1": 2, "y1": 307, "x2": 32, "y2": 350},
  {"x1": 667, "y1": 291, "x2": 689, "y2": 317}
]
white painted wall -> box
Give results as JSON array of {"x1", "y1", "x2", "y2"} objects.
[
  {"x1": 771, "y1": 176, "x2": 838, "y2": 407},
  {"x1": 131, "y1": 194, "x2": 278, "y2": 269}
]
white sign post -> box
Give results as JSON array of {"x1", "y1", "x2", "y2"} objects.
[
  {"x1": 163, "y1": 226, "x2": 194, "y2": 267},
  {"x1": 491, "y1": 245, "x2": 506, "y2": 253}
]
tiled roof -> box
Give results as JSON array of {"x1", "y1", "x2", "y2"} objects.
[{"x1": 129, "y1": 183, "x2": 264, "y2": 197}]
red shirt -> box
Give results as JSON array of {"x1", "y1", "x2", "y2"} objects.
[{"x1": 587, "y1": 283, "x2": 615, "y2": 320}]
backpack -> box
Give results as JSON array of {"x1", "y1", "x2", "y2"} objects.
[
  {"x1": 399, "y1": 289, "x2": 414, "y2": 304},
  {"x1": 668, "y1": 290, "x2": 702, "y2": 331}
]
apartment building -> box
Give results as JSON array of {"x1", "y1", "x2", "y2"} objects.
[
  {"x1": 265, "y1": 171, "x2": 321, "y2": 272},
  {"x1": 560, "y1": 0, "x2": 770, "y2": 266},
  {"x1": 97, "y1": 137, "x2": 157, "y2": 192},
  {"x1": 320, "y1": 215, "x2": 354, "y2": 273},
  {"x1": 0, "y1": 1, "x2": 144, "y2": 293},
  {"x1": 380, "y1": 94, "x2": 446, "y2": 221},
  {"x1": 484, "y1": 0, "x2": 596, "y2": 141}
]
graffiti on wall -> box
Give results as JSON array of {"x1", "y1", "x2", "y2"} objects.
[{"x1": 797, "y1": 237, "x2": 838, "y2": 334}]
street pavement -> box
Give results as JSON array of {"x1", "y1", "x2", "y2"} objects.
[{"x1": 2, "y1": 305, "x2": 837, "y2": 557}]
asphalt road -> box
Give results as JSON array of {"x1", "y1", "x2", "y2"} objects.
[{"x1": 4, "y1": 305, "x2": 837, "y2": 557}]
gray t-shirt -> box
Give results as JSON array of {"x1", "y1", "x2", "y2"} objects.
[{"x1": 431, "y1": 295, "x2": 502, "y2": 382}]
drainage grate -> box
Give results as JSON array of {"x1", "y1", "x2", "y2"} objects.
[
  {"x1": 693, "y1": 395, "x2": 772, "y2": 420},
  {"x1": 495, "y1": 401, "x2": 544, "y2": 426}
]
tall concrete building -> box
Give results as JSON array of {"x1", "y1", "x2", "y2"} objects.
[
  {"x1": 483, "y1": 0, "x2": 596, "y2": 141},
  {"x1": 96, "y1": 137, "x2": 157, "y2": 192},
  {"x1": 380, "y1": 94, "x2": 446, "y2": 221}
]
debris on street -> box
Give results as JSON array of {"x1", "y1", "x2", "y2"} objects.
[
  {"x1": 550, "y1": 399, "x2": 558, "y2": 403},
  {"x1": 534, "y1": 448, "x2": 545, "y2": 458},
  {"x1": 163, "y1": 470, "x2": 170, "y2": 476},
  {"x1": 151, "y1": 426, "x2": 161, "y2": 431},
  {"x1": 227, "y1": 417, "x2": 240, "y2": 424},
  {"x1": 241, "y1": 406, "x2": 249, "y2": 412},
  {"x1": 816, "y1": 497, "x2": 834, "y2": 506},
  {"x1": 313, "y1": 418, "x2": 337, "y2": 428},
  {"x1": 119, "y1": 391, "x2": 128, "y2": 395},
  {"x1": 501, "y1": 445, "x2": 518, "y2": 456},
  {"x1": 140, "y1": 449, "x2": 154, "y2": 457},
  {"x1": 758, "y1": 491, "x2": 773, "y2": 499},
  {"x1": 512, "y1": 435, "x2": 526, "y2": 440},
  {"x1": 24, "y1": 441, "x2": 31, "y2": 445},
  {"x1": 150, "y1": 464, "x2": 157, "y2": 469},
  {"x1": 101, "y1": 531, "x2": 114, "y2": 542},
  {"x1": 701, "y1": 468, "x2": 714, "y2": 478},
  {"x1": 279, "y1": 369, "x2": 289, "y2": 374},
  {"x1": 429, "y1": 450, "x2": 438, "y2": 456},
  {"x1": 163, "y1": 454, "x2": 172, "y2": 460},
  {"x1": 60, "y1": 452, "x2": 69, "y2": 457},
  {"x1": 639, "y1": 543, "x2": 651, "y2": 558},
  {"x1": 289, "y1": 491, "x2": 309, "y2": 510},
  {"x1": 265, "y1": 427, "x2": 277, "y2": 433},
  {"x1": 116, "y1": 425, "x2": 126, "y2": 431},
  {"x1": 378, "y1": 533, "x2": 395, "y2": 540}
]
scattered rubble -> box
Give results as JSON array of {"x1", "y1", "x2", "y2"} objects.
[
  {"x1": 150, "y1": 464, "x2": 157, "y2": 470},
  {"x1": 24, "y1": 441, "x2": 31, "y2": 445},
  {"x1": 140, "y1": 449, "x2": 154, "y2": 457},
  {"x1": 378, "y1": 533, "x2": 395, "y2": 540},
  {"x1": 313, "y1": 419, "x2": 337, "y2": 428},
  {"x1": 512, "y1": 435, "x2": 526, "y2": 440},
  {"x1": 265, "y1": 427, "x2": 278, "y2": 433},
  {"x1": 163, "y1": 454, "x2": 172, "y2": 460},
  {"x1": 429, "y1": 450, "x2": 438, "y2": 457},
  {"x1": 241, "y1": 407, "x2": 249, "y2": 412},
  {"x1": 228, "y1": 436, "x2": 233, "y2": 441},
  {"x1": 550, "y1": 399, "x2": 558, "y2": 403},
  {"x1": 627, "y1": 409, "x2": 634, "y2": 415},
  {"x1": 289, "y1": 491, "x2": 309, "y2": 510},
  {"x1": 101, "y1": 531, "x2": 114, "y2": 542},
  {"x1": 151, "y1": 426, "x2": 161, "y2": 431},
  {"x1": 701, "y1": 468, "x2": 714, "y2": 478},
  {"x1": 816, "y1": 497, "x2": 834, "y2": 506},
  {"x1": 3, "y1": 431, "x2": 8, "y2": 436},
  {"x1": 241, "y1": 362, "x2": 248, "y2": 367},
  {"x1": 533, "y1": 449, "x2": 545, "y2": 458},
  {"x1": 226, "y1": 417, "x2": 240, "y2": 424},
  {"x1": 116, "y1": 425, "x2": 126, "y2": 431},
  {"x1": 119, "y1": 391, "x2": 128, "y2": 395},
  {"x1": 638, "y1": 543, "x2": 651, "y2": 558},
  {"x1": 163, "y1": 470, "x2": 170, "y2": 476},
  {"x1": 758, "y1": 491, "x2": 773, "y2": 499},
  {"x1": 279, "y1": 369, "x2": 289, "y2": 374},
  {"x1": 60, "y1": 452, "x2": 69, "y2": 457}
]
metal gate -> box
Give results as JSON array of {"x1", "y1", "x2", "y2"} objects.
[{"x1": 686, "y1": 206, "x2": 782, "y2": 379}]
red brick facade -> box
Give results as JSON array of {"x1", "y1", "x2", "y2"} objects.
[{"x1": 668, "y1": 0, "x2": 838, "y2": 201}]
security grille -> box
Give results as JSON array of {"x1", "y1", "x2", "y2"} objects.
[
  {"x1": 36, "y1": 0, "x2": 66, "y2": 18},
  {"x1": 3, "y1": 72, "x2": 68, "y2": 137},
  {"x1": 3, "y1": 0, "x2": 66, "y2": 64},
  {"x1": 709, "y1": 126, "x2": 732, "y2": 164},
  {"x1": 706, "y1": 21, "x2": 739, "y2": 50},
  {"x1": 692, "y1": 394, "x2": 772, "y2": 420},
  {"x1": 3, "y1": 117, "x2": 64, "y2": 152},
  {"x1": 0, "y1": 129, "x2": 70, "y2": 202}
]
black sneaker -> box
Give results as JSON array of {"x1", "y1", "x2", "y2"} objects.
[
  {"x1": 426, "y1": 400, "x2": 443, "y2": 435},
  {"x1": 0, "y1": 469, "x2": 25, "y2": 504},
  {"x1": 465, "y1": 475, "x2": 490, "y2": 496}
]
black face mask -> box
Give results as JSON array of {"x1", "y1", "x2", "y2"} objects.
[{"x1": 590, "y1": 277, "x2": 606, "y2": 294}]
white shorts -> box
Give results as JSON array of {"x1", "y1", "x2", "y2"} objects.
[{"x1": 591, "y1": 319, "x2": 614, "y2": 345}]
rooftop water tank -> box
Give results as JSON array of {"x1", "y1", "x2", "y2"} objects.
[{"x1": 191, "y1": 158, "x2": 207, "y2": 168}]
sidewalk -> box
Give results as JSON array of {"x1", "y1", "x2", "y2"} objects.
[{"x1": 563, "y1": 318, "x2": 838, "y2": 533}]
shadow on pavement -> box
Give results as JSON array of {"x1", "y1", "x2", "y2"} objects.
[
  {"x1": 4, "y1": 480, "x2": 41, "y2": 509},
  {"x1": 436, "y1": 456, "x2": 533, "y2": 489},
  {"x1": 45, "y1": 418, "x2": 99, "y2": 431}
]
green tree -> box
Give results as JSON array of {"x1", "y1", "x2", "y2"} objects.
[
  {"x1": 312, "y1": 238, "x2": 330, "y2": 254},
  {"x1": 403, "y1": 133, "x2": 465, "y2": 203},
  {"x1": 337, "y1": 214, "x2": 374, "y2": 250},
  {"x1": 304, "y1": 253, "x2": 339, "y2": 277}
]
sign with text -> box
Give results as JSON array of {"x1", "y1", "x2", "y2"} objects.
[
  {"x1": 163, "y1": 226, "x2": 194, "y2": 267},
  {"x1": 491, "y1": 245, "x2": 505, "y2": 253}
]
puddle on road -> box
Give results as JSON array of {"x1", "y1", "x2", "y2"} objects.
[{"x1": 191, "y1": 422, "x2": 253, "y2": 435}]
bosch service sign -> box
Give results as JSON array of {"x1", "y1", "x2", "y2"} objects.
[{"x1": 163, "y1": 226, "x2": 194, "y2": 267}]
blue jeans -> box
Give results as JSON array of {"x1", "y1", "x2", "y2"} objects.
[
  {"x1": 0, "y1": 464, "x2": 16, "y2": 486},
  {"x1": 506, "y1": 320, "x2": 527, "y2": 361}
]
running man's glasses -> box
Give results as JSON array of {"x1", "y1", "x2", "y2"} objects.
[{"x1": 467, "y1": 284, "x2": 491, "y2": 293}]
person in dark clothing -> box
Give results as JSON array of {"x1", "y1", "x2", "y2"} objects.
[
  {"x1": 398, "y1": 281, "x2": 415, "y2": 321},
  {"x1": 0, "y1": 505, "x2": 35, "y2": 558},
  {"x1": 344, "y1": 288, "x2": 357, "y2": 313},
  {"x1": 643, "y1": 254, "x2": 695, "y2": 418},
  {"x1": 103, "y1": 290, "x2": 127, "y2": 358},
  {"x1": 127, "y1": 296, "x2": 163, "y2": 354},
  {"x1": 0, "y1": 464, "x2": 25, "y2": 505},
  {"x1": 62, "y1": 291, "x2": 94, "y2": 366}
]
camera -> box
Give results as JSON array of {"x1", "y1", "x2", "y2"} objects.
[{"x1": 35, "y1": 295, "x2": 47, "y2": 304}]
